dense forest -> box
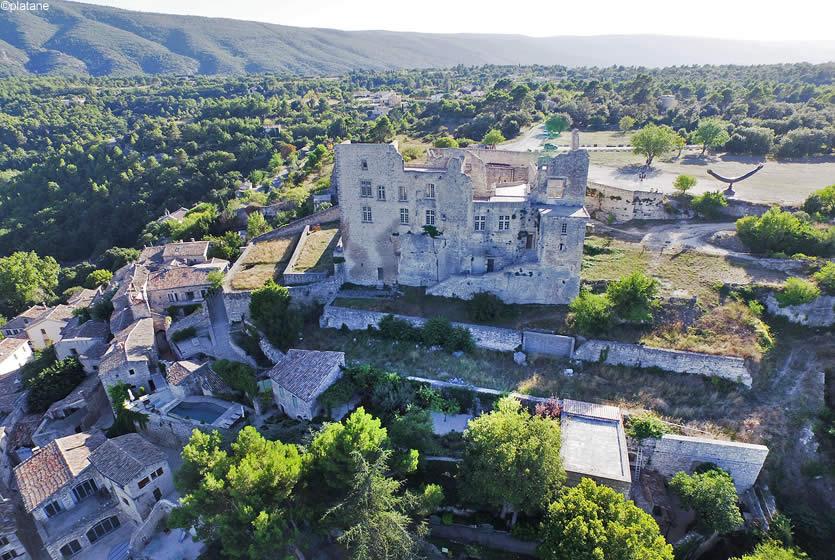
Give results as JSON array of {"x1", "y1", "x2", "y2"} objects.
[{"x1": 0, "y1": 62, "x2": 832, "y2": 275}]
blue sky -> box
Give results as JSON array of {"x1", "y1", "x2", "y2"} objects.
[{"x1": 71, "y1": 0, "x2": 831, "y2": 41}]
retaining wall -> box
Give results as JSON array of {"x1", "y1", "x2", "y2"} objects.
[
  {"x1": 765, "y1": 293, "x2": 835, "y2": 327},
  {"x1": 586, "y1": 182, "x2": 670, "y2": 223},
  {"x1": 573, "y1": 339, "x2": 752, "y2": 387},
  {"x1": 251, "y1": 206, "x2": 340, "y2": 243},
  {"x1": 319, "y1": 305, "x2": 522, "y2": 352},
  {"x1": 639, "y1": 434, "x2": 768, "y2": 491},
  {"x1": 522, "y1": 331, "x2": 575, "y2": 358}
]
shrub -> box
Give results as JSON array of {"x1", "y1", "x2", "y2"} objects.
[
  {"x1": 249, "y1": 280, "x2": 301, "y2": 350},
  {"x1": 569, "y1": 290, "x2": 613, "y2": 334},
  {"x1": 421, "y1": 317, "x2": 453, "y2": 347},
  {"x1": 673, "y1": 174, "x2": 697, "y2": 194},
  {"x1": 433, "y1": 136, "x2": 459, "y2": 148},
  {"x1": 467, "y1": 291, "x2": 504, "y2": 322},
  {"x1": 170, "y1": 326, "x2": 197, "y2": 342},
  {"x1": 691, "y1": 191, "x2": 728, "y2": 219},
  {"x1": 803, "y1": 184, "x2": 835, "y2": 220},
  {"x1": 606, "y1": 271, "x2": 659, "y2": 323},
  {"x1": 627, "y1": 413, "x2": 669, "y2": 440},
  {"x1": 211, "y1": 360, "x2": 258, "y2": 399},
  {"x1": 670, "y1": 467, "x2": 743, "y2": 534},
  {"x1": 377, "y1": 314, "x2": 421, "y2": 341},
  {"x1": 25, "y1": 357, "x2": 86, "y2": 413},
  {"x1": 736, "y1": 207, "x2": 834, "y2": 257},
  {"x1": 776, "y1": 277, "x2": 821, "y2": 307},
  {"x1": 812, "y1": 262, "x2": 835, "y2": 294},
  {"x1": 388, "y1": 409, "x2": 438, "y2": 454}
]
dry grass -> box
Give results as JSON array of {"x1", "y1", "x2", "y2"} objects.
[
  {"x1": 230, "y1": 236, "x2": 300, "y2": 290},
  {"x1": 290, "y1": 223, "x2": 340, "y2": 273}
]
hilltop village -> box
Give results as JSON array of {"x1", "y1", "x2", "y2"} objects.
[{"x1": 0, "y1": 67, "x2": 833, "y2": 560}]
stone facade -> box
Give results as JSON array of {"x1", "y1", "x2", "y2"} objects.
[
  {"x1": 585, "y1": 182, "x2": 671, "y2": 223},
  {"x1": 765, "y1": 293, "x2": 835, "y2": 327},
  {"x1": 638, "y1": 434, "x2": 768, "y2": 492},
  {"x1": 572, "y1": 339, "x2": 752, "y2": 387},
  {"x1": 521, "y1": 330, "x2": 575, "y2": 358},
  {"x1": 333, "y1": 142, "x2": 590, "y2": 304}
]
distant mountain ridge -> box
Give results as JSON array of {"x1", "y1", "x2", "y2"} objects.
[{"x1": 2, "y1": 0, "x2": 835, "y2": 76}]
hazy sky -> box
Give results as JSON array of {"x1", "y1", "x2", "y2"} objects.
[{"x1": 73, "y1": 0, "x2": 831, "y2": 41}]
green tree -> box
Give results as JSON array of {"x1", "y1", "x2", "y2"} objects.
[
  {"x1": 693, "y1": 118, "x2": 731, "y2": 156},
  {"x1": 207, "y1": 270, "x2": 224, "y2": 290},
  {"x1": 540, "y1": 478, "x2": 673, "y2": 560},
  {"x1": 730, "y1": 541, "x2": 809, "y2": 560},
  {"x1": 246, "y1": 212, "x2": 270, "y2": 239},
  {"x1": 459, "y1": 396, "x2": 565, "y2": 525},
  {"x1": 207, "y1": 231, "x2": 244, "y2": 261},
  {"x1": 569, "y1": 290, "x2": 613, "y2": 334},
  {"x1": 545, "y1": 113, "x2": 571, "y2": 137},
  {"x1": 24, "y1": 356, "x2": 86, "y2": 413},
  {"x1": 803, "y1": 184, "x2": 835, "y2": 220},
  {"x1": 606, "y1": 271, "x2": 659, "y2": 323},
  {"x1": 84, "y1": 269, "x2": 112, "y2": 288},
  {"x1": 691, "y1": 191, "x2": 729, "y2": 219},
  {"x1": 619, "y1": 115, "x2": 636, "y2": 133},
  {"x1": 432, "y1": 136, "x2": 458, "y2": 148},
  {"x1": 369, "y1": 116, "x2": 395, "y2": 143},
  {"x1": 249, "y1": 279, "x2": 301, "y2": 350},
  {"x1": 106, "y1": 382, "x2": 149, "y2": 437},
  {"x1": 0, "y1": 251, "x2": 60, "y2": 314},
  {"x1": 669, "y1": 467, "x2": 743, "y2": 534},
  {"x1": 631, "y1": 124, "x2": 679, "y2": 167},
  {"x1": 170, "y1": 427, "x2": 304, "y2": 560},
  {"x1": 325, "y1": 450, "x2": 439, "y2": 560},
  {"x1": 673, "y1": 174, "x2": 697, "y2": 194},
  {"x1": 482, "y1": 129, "x2": 506, "y2": 146},
  {"x1": 736, "y1": 207, "x2": 834, "y2": 257},
  {"x1": 98, "y1": 247, "x2": 140, "y2": 271}
]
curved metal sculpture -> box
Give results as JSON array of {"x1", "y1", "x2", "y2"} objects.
[{"x1": 706, "y1": 164, "x2": 764, "y2": 197}]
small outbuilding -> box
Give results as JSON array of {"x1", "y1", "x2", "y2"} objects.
[{"x1": 268, "y1": 349, "x2": 345, "y2": 420}]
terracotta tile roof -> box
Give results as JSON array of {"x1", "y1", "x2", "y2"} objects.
[
  {"x1": 268, "y1": 349, "x2": 344, "y2": 401},
  {"x1": 146, "y1": 266, "x2": 213, "y2": 292},
  {"x1": 1, "y1": 305, "x2": 51, "y2": 331},
  {"x1": 0, "y1": 336, "x2": 30, "y2": 363},
  {"x1": 165, "y1": 360, "x2": 203, "y2": 386},
  {"x1": 88, "y1": 433, "x2": 165, "y2": 487},
  {"x1": 14, "y1": 432, "x2": 106, "y2": 511}
]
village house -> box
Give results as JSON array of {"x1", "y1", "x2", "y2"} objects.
[
  {"x1": 165, "y1": 360, "x2": 231, "y2": 400},
  {"x1": 0, "y1": 337, "x2": 33, "y2": 377},
  {"x1": 31, "y1": 376, "x2": 110, "y2": 448},
  {"x1": 144, "y1": 264, "x2": 225, "y2": 312},
  {"x1": 268, "y1": 349, "x2": 345, "y2": 420},
  {"x1": 23, "y1": 306, "x2": 76, "y2": 350},
  {"x1": 109, "y1": 264, "x2": 153, "y2": 334},
  {"x1": 1, "y1": 494, "x2": 28, "y2": 560},
  {"x1": 332, "y1": 139, "x2": 590, "y2": 304},
  {"x1": 14, "y1": 432, "x2": 173, "y2": 560},
  {"x1": 139, "y1": 240, "x2": 211, "y2": 267},
  {"x1": 0, "y1": 305, "x2": 50, "y2": 339},
  {"x1": 97, "y1": 318, "x2": 161, "y2": 406},
  {"x1": 54, "y1": 318, "x2": 110, "y2": 374}
]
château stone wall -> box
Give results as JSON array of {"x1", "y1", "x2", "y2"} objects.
[
  {"x1": 639, "y1": 434, "x2": 768, "y2": 491},
  {"x1": 585, "y1": 182, "x2": 670, "y2": 223},
  {"x1": 572, "y1": 339, "x2": 752, "y2": 387},
  {"x1": 765, "y1": 293, "x2": 835, "y2": 327},
  {"x1": 319, "y1": 305, "x2": 522, "y2": 352}
]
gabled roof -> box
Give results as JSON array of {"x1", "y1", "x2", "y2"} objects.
[
  {"x1": 0, "y1": 336, "x2": 30, "y2": 364},
  {"x1": 146, "y1": 266, "x2": 213, "y2": 292},
  {"x1": 98, "y1": 318, "x2": 155, "y2": 374},
  {"x1": 165, "y1": 360, "x2": 204, "y2": 386},
  {"x1": 14, "y1": 432, "x2": 106, "y2": 511},
  {"x1": 60, "y1": 317, "x2": 110, "y2": 340},
  {"x1": 27, "y1": 304, "x2": 75, "y2": 329},
  {"x1": 1, "y1": 305, "x2": 51, "y2": 332},
  {"x1": 88, "y1": 433, "x2": 166, "y2": 487},
  {"x1": 66, "y1": 287, "x2": 101, "y2": 308},
  {"x1": 268, "y1": 349, "x2": 344, "y2": 401},
  {"x1": 162, "y1": 241, "x2": 209, "y2": 260}
]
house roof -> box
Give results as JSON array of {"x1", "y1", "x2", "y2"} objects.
[
  {"x1": 268, "y1": 349, "x2": 344, "y2": 401},
  {"x1": 27, "y1": 304, "x2": 75, "y2": 329},
  {"x1": 162, "y1": 241, "x2": 209, "y2": 260},
  {"x1": 14, "y1": 431, "x2": 106, "y2": 511},
  {"x1": 1, "y1": 305, "x2": 51, "y2": 331},
  {"x1": 0, "y1": 336, "x2": 30, "y2": 364},
  {"x1": 98, "y1": 318, "x2": 155, "y2": 374},
  {"x1": 165, "y1": 360, "x2": 204, "y2": 386},
  {"x1": 60, "y1": 317, "x2": 110, "y2": 340},
  {"x1": 66, "y1": 287, "x2": 101, "y2": 308},
  {"x1": 88, "y1": 433, "x2": 165, "y2": 487},
  {"x1": 146, "y1": 266, "x2": 212, "y2": 292}
]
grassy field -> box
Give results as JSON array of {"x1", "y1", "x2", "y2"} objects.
[
  {"x1": 289, "y1": 222, "x2": 340, "y2": 273},
  {"x1": 230, "y1": 235, "x2": 299, "y2": 290}
]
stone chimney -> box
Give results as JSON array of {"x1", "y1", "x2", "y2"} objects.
[{"x1": 571, "y1": 129, "x2": 580, "y2": 151}]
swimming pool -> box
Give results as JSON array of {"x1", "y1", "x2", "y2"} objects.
[{"x1": 169, "y1": 401, "x2": 227, "y2": 424}]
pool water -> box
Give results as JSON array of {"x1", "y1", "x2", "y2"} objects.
[{"x1": 169, "y1": 401, "x2": 227, "y2": 424}]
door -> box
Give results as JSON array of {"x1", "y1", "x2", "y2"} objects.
[{"x1": 486, "y1": 258, "x2": 495, "y2": 273}]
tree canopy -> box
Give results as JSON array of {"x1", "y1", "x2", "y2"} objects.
[
  {"x1": 630, "y1": 124, "x2": 680, "y2": 167},
  {"x1": 249, "y1": 279, "x2": 301, "y2": 350},
  {"x1": 669, "y1": 467, "x2": 743, "y2": 534},
  {"x1": 0, "y1": 251, "x2": 60, "y2": 315}
]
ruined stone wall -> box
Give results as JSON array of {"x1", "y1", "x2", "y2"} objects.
[
  {"x1": 222, "y1": 291, "x2": 251, "y2": 323},
  {"x1": 319, "y1": 305, "x2": 521, "y2": 352},
  {"x1": 250, "y1": 205, "x2": 340, "y2": 243},
  {"x1": 522, "y1": 331, "x2": 575, "y2": 358},
  {"x1": 640, "y1": 434, "x2": 768, "y2": 491},
  {"x1": 765, "y1": 293, "x2": 835, "y2": 327},
  {"x1": 585, "y1": 182, "x2": 670, "y2": 223},
  {"x1": 572, "y1": 339, "x2": 752, "y2": 387}
]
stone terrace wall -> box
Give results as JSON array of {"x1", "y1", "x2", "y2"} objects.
[
  {"x1": 585, "y1": 182, "x2": 670, "y2": 223},
  {"x1": 522, "y1": 331, "x2": 575, "y2": 358},
  {"x1": 640, "y1": 434, "x2": 769, "y2": 491},
  {"x1": 765, "y1": 293, "x2": 835, "y2": 327},
  {"x1": 573, "y1": 339, "x2": 752, "y2": 387},
  {"x1": 319, "y1": 305, "x2": 522, "y2": 352},
  {"x1": 251, "y1": 206, "x2": 340, "y2": 243}
]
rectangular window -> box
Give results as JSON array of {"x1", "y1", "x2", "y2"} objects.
[
  {"x1": 86, "y1": 516, "x2": 120, "y2": 544},
  {"x1": 0, "y1": 549, "x2": 16, "y2": 560},
  {"x1": 559, "y1": 243, "x2": 566, "y2": 251},
  {"x1": 425, "y1": 184, "x2": 436, "y2": 199},
  {"x1": 561, "y1": 222, "x2": 567, "y2": 234},
  {"x1": 360, "y1": 180, "x2": 372, "y2": 198},
  {"x1": 153, "y1": 488, "x2": 162, "y2": 501},
  {"x1": 377, "y1": 185, "x2": 386, "y2": 200},
  {"x1": 398, "y1": 186, "x2": 408, "y2": 201},
  {"x1": 425, "y1": 209, "x2": 436, "y2": 226},
  {"x1": 361, "y1": 206, "x2": 373, "y2": 223},
  {"x1": 474, "y1": 216, "x2": 486, "y2": 231},
  {"x1": 498, "y1": 215, "x2": 510, "y2": 231},
  {"x1": 60, "y1": 540, "x2": 82, "y2": 558},
  {"x1": 128, "y1": 369, "x2": 135, "y2": 376},
  {"x1": 44, "y1": 500, "x2": 63, "y2": 518},
  {"x1": 138, "y1": 477, "x2": 150, "y2": 489},
  {"x1": 72, "y1": 479, "x2": 98, "y2": 502},
  {"x1": 151, "y1": 467, "x2": 164, "y2": 479},
  {"x1": 360, "y1": 159, "x2": 368, "y2": 170},
  {"x1": 399, "y1": 208, "x2": 409, "y2": 224},
  {"x1": 185, "y1": 291, "x2": 195, "y2": 300}
]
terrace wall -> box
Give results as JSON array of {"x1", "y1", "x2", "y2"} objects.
[
  {"x1": 585, "y1": 182, "x2": 670, "y2": 223},
  {"x1": 522, "y1": 331, "x2": 575, "y2": 358},
  {"x1": 765, "y1": 293, "x2": 835, "y2": 327}
]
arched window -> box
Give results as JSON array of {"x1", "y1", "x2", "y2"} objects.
[{"x1": 86, "y1": 516, "x2": 121, "y2": 544}]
